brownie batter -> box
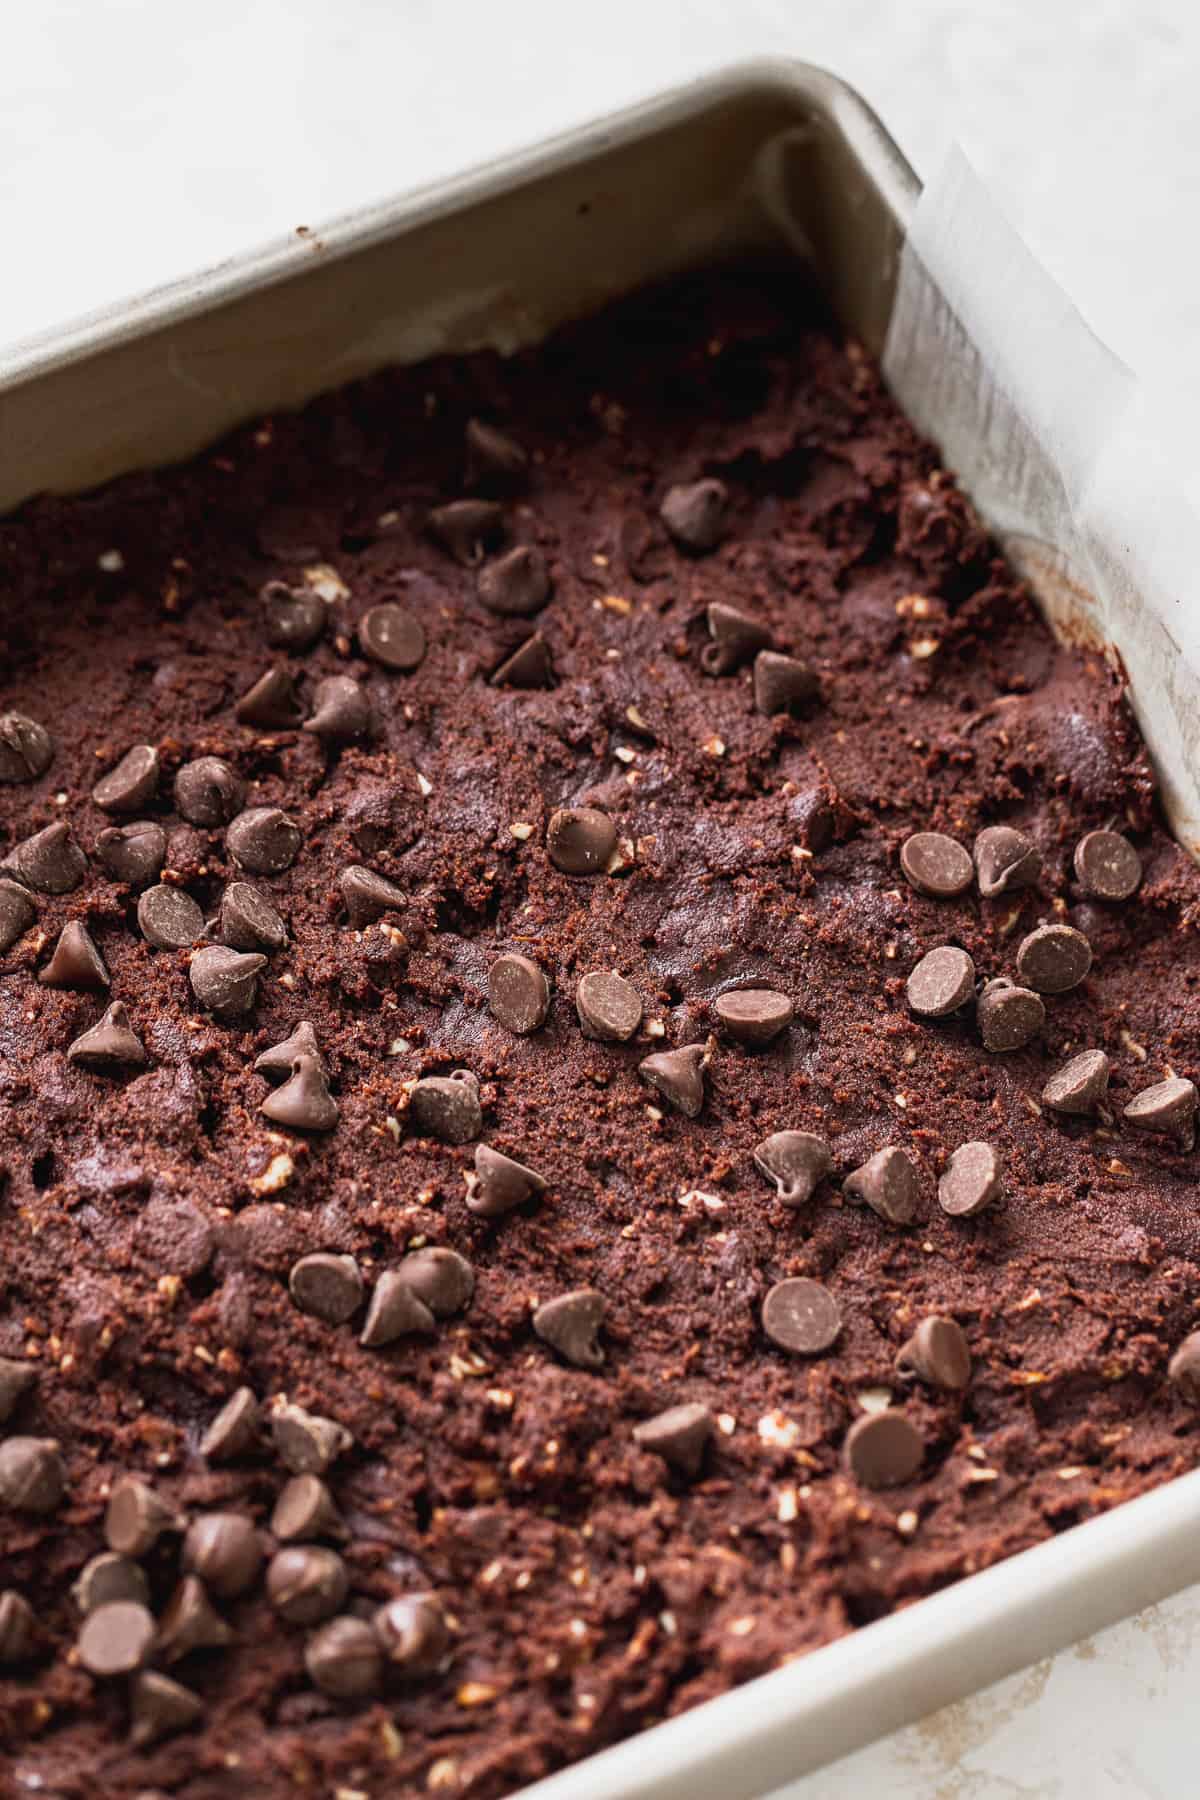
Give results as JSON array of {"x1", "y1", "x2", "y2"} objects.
[{"x1": 2, "y1": 261, "x2": 1200, "y2": 1799}]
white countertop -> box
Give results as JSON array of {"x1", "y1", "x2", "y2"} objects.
[{"x1": 4, "y1": 4, "x2": 1199, "y2": 1794}]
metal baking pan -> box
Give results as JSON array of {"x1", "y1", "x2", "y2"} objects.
[{"x1": 5, "y1": 55, "x2": 1200, "y2": 1800}]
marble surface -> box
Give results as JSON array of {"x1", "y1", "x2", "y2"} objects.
[{"x1": 4, "y1": 5, "x2": 1199, "y2": 1795}]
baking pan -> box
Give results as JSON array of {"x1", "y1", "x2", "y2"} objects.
[{"x1": 4, "y1": 56, "x2": 1199, "y2": 1800}]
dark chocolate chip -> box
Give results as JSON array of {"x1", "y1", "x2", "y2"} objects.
[
  {"x1": 373, "y1": 1593, "x2": 449, "y2": 1673},
  {"x1": 256, "y1": 507, "x2": 324, "y2": 562},
  {"x1": 493, "y1": 633, "x2": 553, "y2": 688},
  {"x1": 752, "y1": 1131, "x2": 832, "y2": 1207},
  {"x1": 95, "y1": 820, "x2": 166, "y2": 886},
  {"x1": 104, "y1": 1476, "x2": 182, "y2": 1555},
  {"x1": 900, "y1": 832, "x2": 974, "y2": 899},
  {"x1": 576, "y1": 969, "x2": 643, "y2": 1041},
  {"x1": 38, "y1": 920, "x2": 108, "y2": 990},
  {"x1": 660, "y1": 478, "x2": 728, "y2": 552},
  {"x1": 761, "y1": 1278, "x2": 841, "y2": 1354},
  {"x1": 0, "y1": 712, "x2": 54, "y2": 783},
  {"x1": 409, "y1": 1071, "x2": 482, "y2": 1143},
  {"x1": 4, "y1": 821, "x2": 87, "y2": 893},
  {"x1": 359, "y1": 602, "x2": 426, "y2": 671},
  {"x1": 973, "y1": 825, "x2": 1041, "y2": 898},
  {"x1": 1074, "y1": 829, "x2": 1142, "y2": 901},
  {"x1": 546, "y1": 805, "x2": 616, "y2": 875},
  {"x1": 843, "y1": 1410, "x2": 923, "y2": 1488},
  {"x1": 262, "y1": 579, "x2": 326, "y2": 650},
  {"x1": 270, "y1": 1403, "x2": 354, "y2": 1475},
  {"x1": 488, "y1": 951, "x2": 550, "y2": 1033},
  {"x1": 895, "y1": 1316, "x2": 972, "y2": 1389},
  {"x1": 219, "y1": 881, "x2": 287, "y2": 952},
  {"x1": 72, "y1": 1553, "x2": 150, "y2": 1615},
  {"x1": 633, "y1": 1401, "x2": 714, "y2": 1476},
  {"x1": 305, "y1": 1615, "x2": 382, "y2": 1697},
  {"x1": 138, "y1": 883, "x2": 205, "y2": 950},
  {"x1": 226, "y1": 806, "x2": 302, "y2": 873},
  {"x1": 200, "y1": 1388, "x2": 260, "y2": 1464},
  {"x1": 844, "y1": 1147, "x2": 921, "y2": 1224},
  {"x1": 289, "y1": 1252, "x2": 363, "y2": 1324},
  {"x1": 235, "y1": 666, "x2": 305, "y2": 729},
  {"x1": 0, "y1": 877, "x2": 36, "y2": 951},
  {"x1": 639, "y1": 1043, "x2": 706, "y2": 1117},
  {"x1": 1042, "y1": 1049, "x2": 1110, "y2": 1115},
  {"x1": 260, "y1": 1054, "x2": 339, "y2": 1131},
  {"x1": 255, "y1": 1020, "x2": 325, "y2": 1082},
  {"x1": 427, "y1": 498, "x2": 505, "y2": 566},
  {"x1": 469, "y1": 1143, "x2": 547, "y2": 1218},
  {"x1": 976, "y1": 977, "x2": 1045, "y2": 1052},
  {"x1": 189, "y1": 945, "x2": 266, "y2": 1020},
  {"x1": 271, "y1": 1474, "x2": 344, "y2": 1542},
  {"x1": 478, "y1": 544, "x2": 551, "y2": 618},
  {"x1": 174, "y1": 757, "x2": 244, "y2": 827},
  {"x1": 1124, "y1": 1076, "x2": 1198, "y2": 1149},
  {"x1": 1015, "y1": 923, "x2": 1092, "y2": 994},
  {"x1": 0, "y1": 1591, "x2": 35, "y2": 1665},
  {"x1": 752, "y1": 649, "x2": 819, "y2": 714},
  {"x1": 0, "y1": 1357, "x2": 36, "y2": 1424},
  {"x1": 182, "y1": 1513, "x2": 263, "y2": 1599},
  {"x1": 714, "y1": 988, "x2": 792, "y2": 1046},
  {"x1": 77, "y1": 1600, "x2": 155, "y2": 1676},
  {"x1": 156, "y1": 1577, "x2": 234, "y2": 1662},
  {"x1": 340, "y1": 864, "x2": 407, "y2": 927},
  {"x1": 67, "y1": 1002, "x2": 148, "y2": 1073},
  {"x1": 938, "y1": 1141, "x2": 1002, "y2": 1217},
  {"x1": 303, "y1": 675, "x2": 373, "y2": 745},
  {"x1": 700, "y1": 603, "x2": 771, "y2": 675},
  {"x1": 465, "y1": 418, "x2": 528, "y2": 492},
  {"x1": 130, "y1": 1670, "x2": 205, "y2": 1747},
  {"x1": 906, "y1": 945, "x2": 975, "y2": 1017},
  {"x1": 533, "y1": 1289, "x2": 605, "y2": 1368},
  {"x1": 0, "y1": 1437, "x2": 65, "y2": 1513},
  {"x1": 396, "y1": 1247, "x2": 475, "y2": 1319},
  {"x1": 93, "y1": 745, "x2": 160, "y2": 814},
  {"x1": 267, "y1": 1547, "x2": 349, "y2": 1625},
  {"x1": 360, "y1": 1271, "x2": 436, "y2": 1346},
  {"x1": 1168, "y1": 1331, "x2": 1200, "y2": 1404}
]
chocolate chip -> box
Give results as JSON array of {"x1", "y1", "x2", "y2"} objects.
[
  {"x1": 906, "y1": 945, "x2": 975, "y2": 1017},
  {"x1": 305, "y1": 1615, "x2": 383, "y2": 1697},
  {"x1": 900, "y1": 831, "x2": 973, "y2": 898},
  {"x1": 533, "y1": 1289, "x2": 605, "y2": 1368},
  {"x1": 190, "y1": 945, "x2": 266, "y2": 1020},
  {"x1": 219, "y1": 881, "x2": 287, "y2": 952},
  {"x1": 575, "y1": 969, "x2": 643, "y2": 1041},
  {"x1": 546, "y1": 805, "x2": 616, "y2": 875},
  {"x1": 374, "y1": 1593, "x2": 449, "y2": 1672},
  {"x1": 469, "y1": 1143, "x2": 547, "y2": 1218},
  {"x1": 358, "y1": 601, "x2": 426, "y2": 671},
  {"x1": 303, "y1": 675, "x2": 373, "y2": 744},
  {"x1": 67, "y1": 1002, "x2": 148, "y2": 1073},
  {"x1": 262, "y1": 578, "x2": 326, "y2": 650},
  {"x1": 257, "y1": 507, "x2": 323, "y2": 561},
  {"x1": 844, "y1": 1147, "x2": 921, "y2": 1224},
  {"x1": 174, "y1": 756, "x2": 244, "y2": 827},
  {"x1": 226, "y1": 806, "x2": 302, "y2": 873},
  {"x1": 182, "y1": 1513, "x2": 263, "y2": 1599},
  {"x1": 1015, "y1": 923, "x2": 1092, "y2": 994},
  {"x1": 843, "y1": 1410, "x2": 923, "y2": 1488},
  {"x1": 1168, "y1": 1331, "x2": 1200, "y2": 1403},
  {"x1": 639, "y1": 1043, "x2": 706, "y2": 1117},
  {"x1": 0, "y1": 1591, "x2": 35, "y2": 1665},
  {"x1": 409, "y1": 1070, "x2": 482, "y2": 1143},
  {"x1": 896, "y1": 1315, "x2": 972, "y2": 1389},
  {"x1": 465, "y1": 418, "x2": 528, "y2": 492},
  {"x1": 96, "y1": 820, "x2": 166, "y2": 886},
  {"x1": 752, "y1": 1130, "x2": 833, "y2": 1206},
  {"x1": 255, "y1": 1019, "x2": 325, "y2": 1082},
  {"x1": 633, "y1": 1401, "x2": 714, "y2": 1476},
  {"x1": 752, "y1": 649, "x2": 819, "y2": 714},
  {"x1": 71, "y1": 1553, "x2": 150, "y2": 1615},
  {"x1": 478, "y1": 544, "x2": 551, "y2": 618},
  {"x1": 1124, "y1": 1076, "x2": 1198, "y2": 1149},
  {"x1": 0, "y1": 712, "x2": 54, "y2": 783},
  {"x1": 0, "y1": 1437, "x2": 65, "y2": 1513},
  {"x1": 700, "y1": 603, "x2": 771, "y2": 675},
  {"x1": 714, "y1": 988, "x2": 793, "y2": 1046},
  {"x1": 200, "y1": 1388, "x2": 260, "y2": 1464},
  {"x1": 271, "y1": 1403, "x2": 354, "y2": 1475},
  {"x1": 129, "y1": 1670, "x2": 204, "y2": 1747},
  {"x1": 1042, "y1": 1049, "x2": 1110, "y2": 1115},
  {"x1": 4, "y1": 820, "x2": 87, "y2": 893},
  {"x1": 976, "y1": 977, "x2": 1045, "y2": 1052},
  {"x1": 340, "y1": 864, "x2": 406, "y2": 927},
  {"x1": 267, "y1": 1547, "x2": 349, "y2": 1624},
  {"x1": 156, "y1": 1578, "x2": 234, "y2": 1662},
  {"x1": 1074, "y1": 829, "x2": 1141, "y2": 901},
  {"x1": 974, "y1": 825, "x2": 1041, "y2": 897},
  {"x1": 396, "y1": 1247, "x2": 475, "y2": 1319},
  {"x1": 660, "y1": 478, "x2": 728, "y2": 552},
  {"x1": 488, "y1": 951, "x2": 550, "y2": 1033},
  {"x1": 38, "y1": 920, "x2": 108, "y2": 990},
  {"x1": 0, "y1": 1357, "x2": 36, "y2": 1424},
  {"x1": 105, "y1": 1476, "x2": 182, "y2": 1555},
  {"x1": 493, "y1": 633, "x2": 553, "y2": 688},
  {"x1": 938, "y1": 1141, "x2": 1002, "y2": 1217},
  {"x1": 77, "y1": 1600, "x2": 155, "y2": 1677},
  {"x1": 138, "y1": 883, "x2": 205, "y2": 950},
  {"x1": 93, "y1": 745, "x2": 160, "y2": 814},
  {"x1": 761, "y1": 1278, "x2": 841, "y2": 1354},
  {"x1": 360, "y1": 1271, "x2": 436, "y2": 1345},
  {"x1": 289, "y1": 1252, "x2": 364, "y2": 1324},
  {"x1": 0, "y1": 877, "x2": 36, "y2": 951},
  {"x1": 235, "y1": 666, "x2": 304, "y2": 729},
  {"x1": 260, "y1": 1054, "x2": 339, "y2": 1130},
  {"x1": 428, "y1": 498, "x2": 505, "y2": 566},
  {"x1": 271, "y1": 1474, "x2": 345, "y2": 1542}
]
